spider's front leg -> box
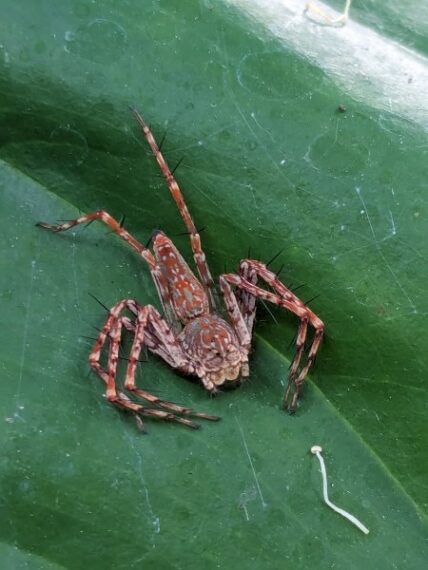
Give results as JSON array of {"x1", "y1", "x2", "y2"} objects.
[
  {"x1": 90, "y1": 299, "x2": 219, "y2": 430},
  {"x1": 220, "y1": 261, "x2": 324, "y2": 413},
  {"x1": 37, "y1": 210, "x2": 180, "y2": 328}
]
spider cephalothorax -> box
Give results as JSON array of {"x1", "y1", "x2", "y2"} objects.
[{"x1": 37, "y1": 109, "x2": 324, "y2": 430}]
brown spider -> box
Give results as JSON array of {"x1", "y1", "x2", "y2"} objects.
[{"x1": 37, "y1": 109, "x2": 324, "y2": 430}]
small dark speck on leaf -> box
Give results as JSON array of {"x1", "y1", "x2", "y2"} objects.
[{"x1": 337, "y1": 104, "x2": 347, "y2": 113}]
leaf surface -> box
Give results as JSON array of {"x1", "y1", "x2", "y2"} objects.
[{"x1": 0, "y1": 1, "x2": 427, "y2": 568}]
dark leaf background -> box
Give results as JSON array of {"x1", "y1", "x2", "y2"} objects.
[{"x1": 0, "y1": 1, "x2": 427, "y2": 568}]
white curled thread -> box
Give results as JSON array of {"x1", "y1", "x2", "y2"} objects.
[
  {"x1": 304, "y1": 0, "x2": 352, "y2": 27},
  {"x1": 311, "y1": 446, "x2": 369, "y2": 535}
]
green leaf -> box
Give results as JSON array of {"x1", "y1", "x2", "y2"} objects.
[{"x1": 1, "y1": 1, "x2": 427, "y2": 568}]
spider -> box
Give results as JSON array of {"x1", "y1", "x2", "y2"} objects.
[{"x1": 37, "y1": 109, "x2": 324, "y2": 430}]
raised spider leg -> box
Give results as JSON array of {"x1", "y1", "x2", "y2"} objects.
[
  {"x1": 90, "y1": 298, "x2": 219, "y2": 428},
  {"x1": 37, "y1": 210, "x2": 179, "y2": 328},
  {"x1": 132, "y1": 108, "x2": 217, "y2": 311},
  {"x1": 37, "y1": 211, "x2": 156, "y2": 267},
  {"x1": 220, "y1": 260, "x2": 324, "y2": 412},
  {"x1": 220, "y1": 262, "x2": 308, "y2": 382},
  {"x1": 218, "y1": 275, "x2": 252, "y2": 379},
  {"x1": 234, "y1": 260, "x2": 310, "y2": 383},
  {"x1": 234, "y1": 260, "x2": 258, "y2": 337}
]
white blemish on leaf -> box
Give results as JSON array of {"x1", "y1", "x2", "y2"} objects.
[{"x1": 226, "y1": 0, "x2": 428, "y2": 129}]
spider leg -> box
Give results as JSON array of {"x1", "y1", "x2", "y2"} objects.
[
  {"x1": 218, "y1": 276, "x2": 252, "y2": 350},
  {"x1": 90, "y1": 312, "x2": 193, "y2": 427},
  {"x1": 237, "y1": 262, "x2": 319, "y2": 405},
  {"x1": 220, "y1": 262, "x2": 308, "y2": 380},
  {"x1": 123, "y1": 304, "x2": 219, "y2": 421},
  {"x1": 89, "y1": 305, "x2": 197, "y2": 428},
  {"x1": 218, "y1": 275, "x2": 253, "y2": 378},
  {"x1": 89, "y1": 299, "x2": 218, "y2": 428},
  {"x1": 132, "y1": 108, "x2": 217, "y2": 311},
  {"x1": 221, "y1": 260, "x2": 324, "y2": 412},
  {"x1": 227, "y1": 260, "x2": 310, "y2": 392},
  {"x1": 288, "y1": 318, "x2": 309, "y2": 381},
  {"x1": 284, "y1": 323, "x2": 323, "y2": 411},
  {"x1": 37, "y1": 210, "x2": 156, "y2": 267},
  {"x1": 235, "y1": 259, "x2": 258, "y2": 337},
  {"x1": 37, "y1": 210, "x2": 180, "y2": 329}
]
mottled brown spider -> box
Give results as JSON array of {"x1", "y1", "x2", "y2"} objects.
[{"x1": 37, "y1": 109, "x2": 324, "y2": 430}]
